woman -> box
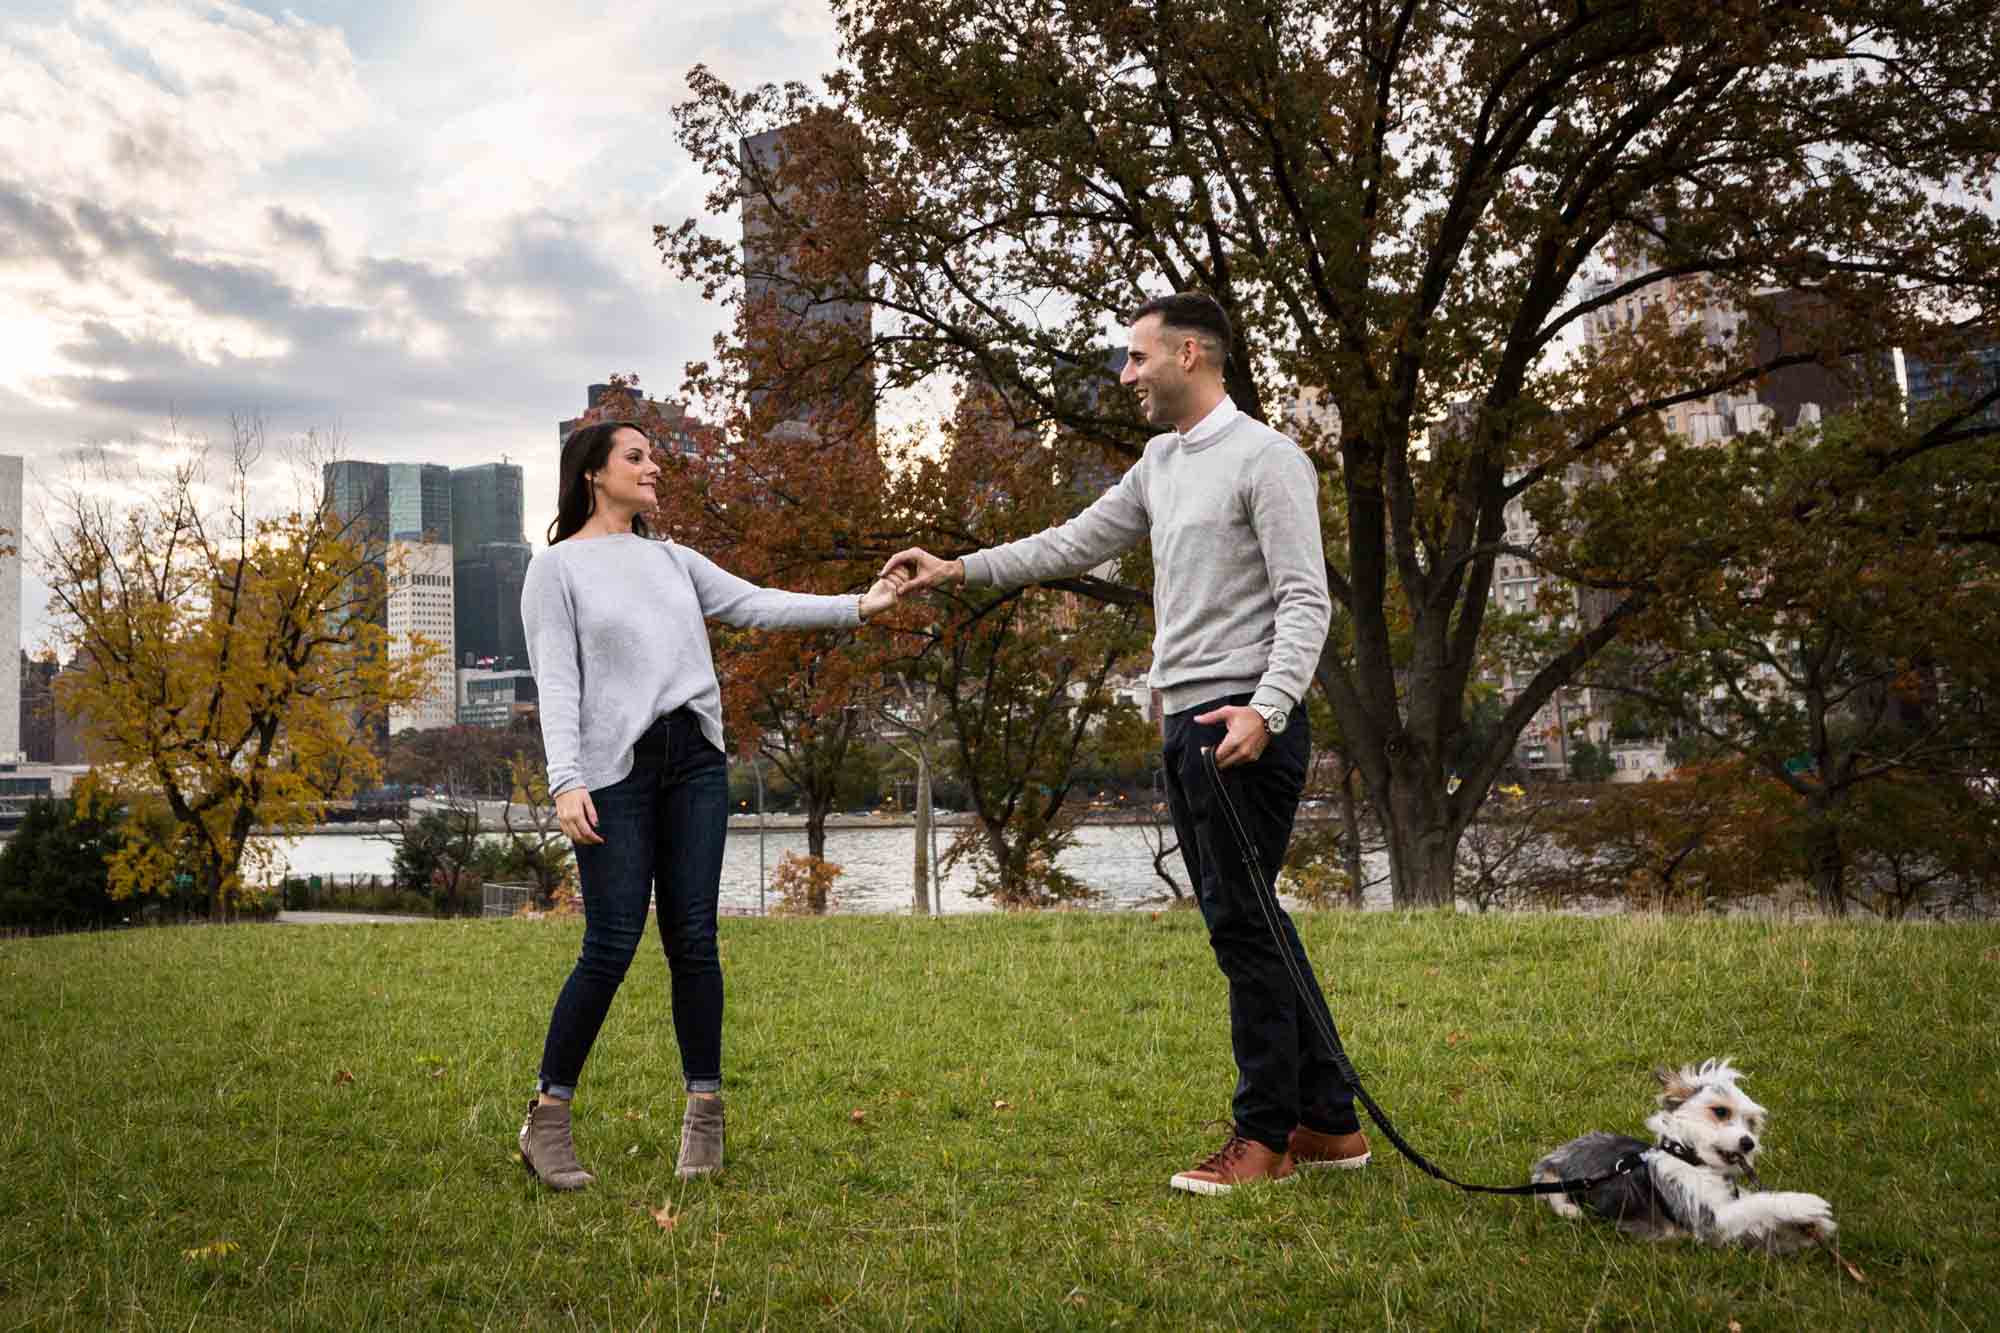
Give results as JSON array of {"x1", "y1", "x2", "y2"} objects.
[{"x1": 517, "y1": 420, "x2": 900, "y2": 1189}]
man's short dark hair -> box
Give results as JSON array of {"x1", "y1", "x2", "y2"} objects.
[{"x1": 1130, "y1": 292, "x2": 1233, "y2": 366}]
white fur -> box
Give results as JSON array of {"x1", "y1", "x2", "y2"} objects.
[{"x1": 1533, "y1": 1058, "x2": 1836, "y2": 1254}]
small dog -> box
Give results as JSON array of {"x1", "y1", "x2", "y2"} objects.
[{"x1": 1531, "y1": 1058, "x2": 1836, "y2": 1254}]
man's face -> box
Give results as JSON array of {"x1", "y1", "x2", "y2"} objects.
[{"x1": 1119, "y1": 312, "x2": 1186, "y2": 426}]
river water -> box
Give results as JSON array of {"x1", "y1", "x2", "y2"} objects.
[{"x1": 257, "y1": 822, "x2": 1397, "y2": 915}]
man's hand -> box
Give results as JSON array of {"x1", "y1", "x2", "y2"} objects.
[
  {"x1": 879, "y1": 547, "x2": 964, "y2": 592},
  {"x1": 555, "y1": 787, "x2": 604, "y2": 845},
  {"x1": 1194, "y1": 704, "x2": 1270, "y2": 769}
]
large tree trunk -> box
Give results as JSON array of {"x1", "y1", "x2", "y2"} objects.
[
  {"x1": 1378, "y1": 770, "x2": 1463, "y2": 908},
  {"x1": 1804, "y1": 810, "x2": 1848, "y2": 917}
]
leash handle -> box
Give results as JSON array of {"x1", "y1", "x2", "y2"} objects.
[{"x1": 1195, "y1": 744, "x2": 1633, "y2": 1198}]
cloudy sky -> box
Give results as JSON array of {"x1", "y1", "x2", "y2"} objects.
[{"x1": 3, "y1": 0, "x2": 842, "y2": 654}]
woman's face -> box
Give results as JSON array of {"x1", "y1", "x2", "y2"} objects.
[{"x1": 589, "y1": 427, "x2": 660, "y2": 513}]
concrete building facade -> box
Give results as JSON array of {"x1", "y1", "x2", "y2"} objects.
[{"x1": 387, "y1": 541, "x2": 456, "y2": 733}]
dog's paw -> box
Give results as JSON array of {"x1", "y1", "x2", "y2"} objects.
[
  {"x1": 1751, "y1": 1191, "x2": 1835, "y2": 1252},
  {"x1": 1778, "y1": 1193, "x2": 1836, "y2": 1239}
]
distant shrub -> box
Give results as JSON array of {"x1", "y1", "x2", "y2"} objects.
[
  {"x1": 0, "y1": 796, "x2": 126, "y2": 930},
  {"x1": 770, "y1": 853, "x2": 843, "y2": 916}
]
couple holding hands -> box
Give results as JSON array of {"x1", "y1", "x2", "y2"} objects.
[{"x1": 519, "y1": 293, "x2": 1365, "y2": 1197}]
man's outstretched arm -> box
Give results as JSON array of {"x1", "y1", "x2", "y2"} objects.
[{"x1": 881, "y1": 464, "x2": 1150, "y2": 594}]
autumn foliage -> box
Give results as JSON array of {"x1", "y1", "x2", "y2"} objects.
[
  {"x1": 659, "y1": 0, "x2": 2000, "y2": 908},
  {"x1": 44, "y1": 425, "x2": 441, "y2": 914}
]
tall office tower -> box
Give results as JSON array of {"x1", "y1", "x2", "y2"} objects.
[
  {"x1": 323, "y1": 459, "x2": 456, "y2": 732},
  {"x1": 739, "y1": 122, "x2": 875, "y2": 443},
  {"x1": 450, "y1": 463, "x2": 524, "y2": 550},
  {"x1": 325, "y1": 460, "x2": 452, "y2": 546},
  {"x1": 449, "y1": 462, "x2": 531, "y2": 667},
  {"x1": 453, "y1": 541, "x2": 532, "y2": 667},
  {"x1": 0, "y1": 454, "x2": 20, "y2": 761}
]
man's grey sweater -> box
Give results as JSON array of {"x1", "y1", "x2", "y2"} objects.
[
  {"x1": 522, "y1": 533, "x2": 862, "y2": 796},
  {"x1": 961, "y1": 398, "x2": 1330, "y2": 716}
]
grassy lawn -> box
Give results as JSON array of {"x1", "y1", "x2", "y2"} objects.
[{"x1": 3, "y1": 910, "x2": 1995, "y2": 1329}]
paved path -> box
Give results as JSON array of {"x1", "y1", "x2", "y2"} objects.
[{"x1": 275, "y1": 910, "x2": 444, "y2": 925}]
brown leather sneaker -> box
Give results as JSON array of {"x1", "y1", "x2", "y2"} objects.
[
  {"x1": 1169, "y1": 1130, "x2": 1295, "y2": 1196},
  {"x1": 1288, "y1": 1125, "x2": 1371, "y2": 1169}
]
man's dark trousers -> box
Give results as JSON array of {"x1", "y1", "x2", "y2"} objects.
[{"x1": 1162, "y1": 695, "x2": 1359, "y2": 1152}]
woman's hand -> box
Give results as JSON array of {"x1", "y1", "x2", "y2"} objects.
[
  {"x1": 859, "y1": 572, "x2": 905, "y2": 622},
  {"x1": 555, "y1": 787, "x2": 604, "y2": 845}
]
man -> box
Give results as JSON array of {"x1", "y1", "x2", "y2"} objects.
[{"x1": 881, "y1": 292, "x2": 1367, "y2": 1195}]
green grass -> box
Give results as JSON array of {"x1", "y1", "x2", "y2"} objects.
[{"x1": 3, "y1": 910, "x2": 1996, "y2": 1330}]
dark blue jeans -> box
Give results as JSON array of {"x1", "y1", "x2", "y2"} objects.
[
  {"x1": 538, "y1": 710, "x2": 729, "y2": 1098},
  {"x1": 1163, "y1": 695, "x2": 1358, "y2": 1152}
]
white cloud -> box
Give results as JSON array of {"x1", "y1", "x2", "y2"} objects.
[{"x1": 2, "y1": 0, "x2": 849, "y2": 658}]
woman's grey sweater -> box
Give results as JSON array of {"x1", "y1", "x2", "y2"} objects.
[{"x1": 521, "y1": 533, "x2": 862, "y2": 796}]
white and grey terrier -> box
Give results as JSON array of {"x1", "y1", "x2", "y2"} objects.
[{"x1": 1531, "y1": 1059, "x2": 1836, "y2": 1254}]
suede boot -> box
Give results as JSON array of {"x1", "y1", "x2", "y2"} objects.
[
  {"x1": 519, "y1": 1097, "x2": 595, "y2": 1190},
  {"x1": 675, "y1": 1094, "x2": 725, "y2": 1178}
]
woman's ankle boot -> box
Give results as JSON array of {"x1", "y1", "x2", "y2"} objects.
[
  {"x1": 519, "y1": 1098, "x2": 595, "y2": 1190},
  {"x1": 675, "y1": 1095, "x2": 725, "y2": 1178}
]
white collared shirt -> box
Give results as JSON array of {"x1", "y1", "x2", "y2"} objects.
[{"x1": 1178, "y1": 395, "x2": 1241, "y2": 448}]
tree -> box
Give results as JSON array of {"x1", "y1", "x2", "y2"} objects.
[
  {"x1": 1568, "y1": 740, "x2": 1615, "y2": 784},
  {"x1": 381, "y1": 721, "x2": 544, "y2": 798},
  {"x1": 874, "y1": 675, "x2": 947, "y2": 913},
  {"x1": 662, "y1": 0, "x2": 2000, "y2": 905},
  {"x1": 44, "y1": 423, "x2": 441, "y2": 915},
  {"x1": 387, "y1": 805, "x2": 486, "y2": 915},
  {"x1": 501, "y1": 755, "x2": 578, "y2": 909},
  {"x1": 1581, "y1": 409, "x2": 2000, "y2": 912},
  {"x1": 1533, "y1": 760, "x2": 1796, "y2": 911}
]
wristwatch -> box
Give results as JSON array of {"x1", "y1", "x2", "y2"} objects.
[{"x1": 1250, "y1": 701, "x2": 1289, "y2": 735}]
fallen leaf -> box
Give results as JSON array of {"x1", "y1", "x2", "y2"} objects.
[
  {"x1": 1445, "y1": 1031, "x2": 1466, "y2": 1046},
  {"x1": 428, "y1": 1067, "x2": 447, "y2": 1080},
  {"x1": 648, "y1": 1204, "x2": 679, "y2": 1231},
  {"x1": 181, "y1": 1240, "x2": 239, "y2": 1262},
  {"x1": 626, "y1": 1144, "x2": 640, "y2": 1156},
  {"x1": 332, "y1": 1070, "x2": 354, "y2": 1086},
  {"x1": 624, "y1": 1109, "x2": 644, "y2": 1120},
  {"x1": 850, "y1": 1108, "x2": 867, "y2": 1124},
  {"x1": 992, "y1": 1099, "x2": 1012, "y2": 1111}
]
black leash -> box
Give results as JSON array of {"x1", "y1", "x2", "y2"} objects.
[{"x1": 1197, "y1": 745, "x2": 1643, "y2": 1198}]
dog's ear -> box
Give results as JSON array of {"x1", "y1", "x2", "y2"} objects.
[{"x1": 1655, "y1": 1064, "x2": 1700, "y2": 1110}]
